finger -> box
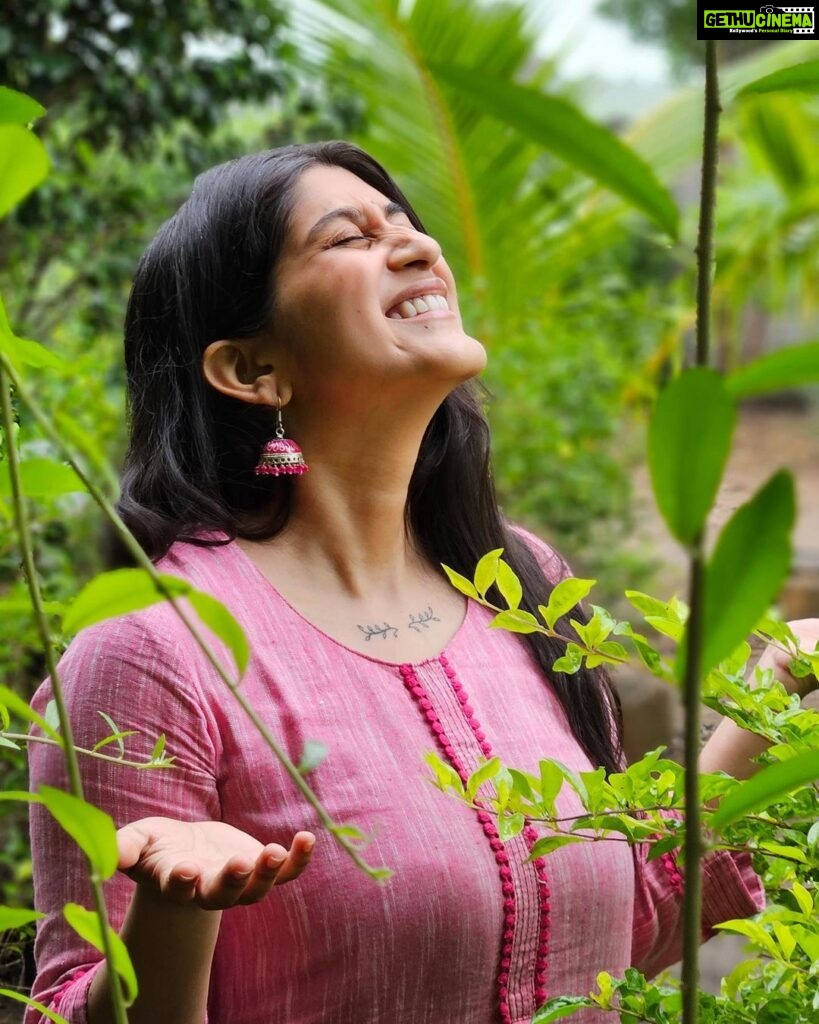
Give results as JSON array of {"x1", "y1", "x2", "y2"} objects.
[
  {"x1": 271, "y1": 831, "x2": 315, "y2": 887},
  {"x1": 198, "y1": 854, "x2": 257, "y2": 909},
  {"x1": 116, "y1": 823, "x2": 150, "y2": 872},
  {"x1": 160, "y1": 861, "x2": 201, "y2": 903},
  {"x1": 234, "y1": 845, "x2": 290, "y2": 904}
]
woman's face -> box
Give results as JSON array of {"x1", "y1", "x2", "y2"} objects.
[{"x1": 271, "y1": 164, "x2": 486, "y2": 417}]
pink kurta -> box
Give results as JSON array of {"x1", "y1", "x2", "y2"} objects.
[{"x1": 27, "y1": 535, "x2": 763, "y2": 1024}]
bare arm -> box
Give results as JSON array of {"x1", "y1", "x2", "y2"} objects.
[
  {"x1": 87, "y1": 819, "x2": 314, "y2": 1024},
  {"x1": 699, "y1": 618, "x2": 819, "y2": 780}
]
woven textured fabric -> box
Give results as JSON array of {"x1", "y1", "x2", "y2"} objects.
[{"x1": 27, "y1": 535, "x2": 763, "y2": 1024}]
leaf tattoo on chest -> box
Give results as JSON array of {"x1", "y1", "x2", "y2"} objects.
[
  {"x1": 408, "y1": 606, "x2": 441, "y2": 632},
  {"x1": 357, "y1": 622, "x2": 399, "y2": 641}
]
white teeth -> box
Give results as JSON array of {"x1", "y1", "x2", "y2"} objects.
[{"x1": 389, "y1": 294, "x2": 449, "y2": 319}]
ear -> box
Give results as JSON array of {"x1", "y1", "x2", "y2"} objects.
[{"x1": 202, "y1": 338, "x2": 291, "y2": 407}]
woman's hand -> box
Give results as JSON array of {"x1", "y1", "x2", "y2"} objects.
[
  {"x1": 117, "y1": 817, "x2": 315, "y2": 910},
  {"x1": 757, "y1": 618, "x2": 819, "y2": 700}
]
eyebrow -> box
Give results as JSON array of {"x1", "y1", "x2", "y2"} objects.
[{"x1": 304, "y1": 201, "x2": 409, "y2": 246}]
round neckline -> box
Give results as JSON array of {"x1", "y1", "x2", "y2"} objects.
[{"x1": 229, "y1": 538, "x2": 475, "y2": 669}]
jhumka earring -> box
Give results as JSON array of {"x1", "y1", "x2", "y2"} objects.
[{"x1": 253, "y1": 398, "x2": 309, "y2": 477}]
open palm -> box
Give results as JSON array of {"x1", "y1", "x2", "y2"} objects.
[{"x1": 117, "y1": 817, "x2": 315, "y2": 910}]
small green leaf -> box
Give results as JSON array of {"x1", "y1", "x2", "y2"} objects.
[
  {"x1": 423, "y1": 751, "x2": 464, "y2": 794},
  {"x1": 149, "y1": 734, "x2": 167, "y2": 764},
  {"x1": 0, "y1": 457, "x2": 84, "y2": 499},
  {"x1": 532, "y1": 995, "x2": 594, "y2": 1023},
  {"x1": 791, "y1": 880, "x2": 813, "y2": 916},
  {"x1": 624, "y1": 590, "x2": 670, "y2": 618},
  {"x1": 713, "y1": 919, "x2": 780, "y2": 960},
  {"x1": 39, "y1": 786, "x2": 118, "y2": 880},
  {"x1": 63, "y1": 570, "x2": 191, "y2": 634},
  {"x1": 699, "y1": 471, "x2": 795, "y2": 676},
  {"x1": 474, "y1": 548, "x2": 503, "y2": 597},
  {"x1": 648, "y1": 368, "x2": 736, "y2": 545},
  {"x1": 489, "y1": 609, "x2": 539, "y2": 633},
  {"x1": 63, "y1": 904, "x2": 137, "y2": 1004},
  {"x1": 0, "y1": 87, "x2": 45, "y2": 125},
  {"x1": 0, "y1": 683, "x2": 61, "y2": 743},
  {"x1": 44, "y1": 700, "x2": 61, "y2": 733},
  {"x1": 710, "y1": 749, "x2": 819, "y2": 831},
  {"x1": 0, "y1": 990, "x2": 69, "y2": 1024},
  {"x1": 0, "y1": 124, "x2": 50, "y2": 219},
  {"x1": 297, "y1": 739, "x2": 328, "y2": 775},
  {"x1": 442, "y1": 564, "x2": 479, "y2": 600},
  {"x1": 552, "y1": 643, "x2": 583, "y2": 674},
  {"x1": 727, "y1": 340, "x2": 819, "y2": 400},
  {"x1": 187, "y1": 589, "x2": 249, "y2": 675},
  {"x1": 466, "y1": 757, "x2": 501, "y2": 802},
  {"x1": 495, "y1": 558, "x2": 522, "y2": 609},
  {"x1": 539, "y1": 578, "x2": 596, "y2": 630},
  {"x1": 528, "y1": 834, "x2": 587, "y2": 859},
  {"x1": 539, "y1": 760, "x2": 565, "y2": 814},
  {"x1": 0, "y1": 906, "x2": 44, "y2": 929},
  {"x1": 0, "y1": 295, "x2": 63, "y2": 370},
  {"x1": 738, "y1": 61, "x2": 819, "y2": 97},
  {"x1": 498, "y1": 811, "x2": 524, "y2": 842}
]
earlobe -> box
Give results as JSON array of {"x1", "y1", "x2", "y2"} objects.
[{"x1": 202, "y1": 339, "x2": 281, "y2": 406}]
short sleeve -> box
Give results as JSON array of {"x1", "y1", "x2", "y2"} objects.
[
  {"x1": 25, "y1": 609, "x2": 222, "y2": 1024},
  {"x1": 631, "y1": 820, "x2": 765, "y2": 977}
]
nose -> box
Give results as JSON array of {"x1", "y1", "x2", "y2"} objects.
[{"x1": 386, "y1": 227, "x2": 442, "y2": 270}]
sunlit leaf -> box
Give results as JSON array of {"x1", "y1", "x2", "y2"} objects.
[
  {"x1": 0, "y1": 295, "x2": 63, "y2": 370},
  {"x1": 0, "y1": 457, "x2": 85, "y2": 499},
  {"x1": 698, "y1": 471, "x2": 795, "y2": 676},
  {"x1": 738, "y1": 60, "x2": 819, "y2": 97},
  {"x1": 63, "y1": 904, "x2": 137, "y2": 1004},
  {"x1": 187, "y1": 589, "x2": 249, "y2": 675},
  {"x1": 0, "y1": 683, "x2": 62, "y2": 743},
  {"x1": 726, "y1": 340, "x2": 819, "y2": 400},
  {"x1": 0, "y1": 906, "x2": 44, "y2": 929},
  {"x1": 0, "y1": 124, "x2": 50, "y2": 219},
  {"x1": 531, "y1": 995, "x2": 594, "y2": 1023},
  {"x1": 495, "y1": 558, "x2": 522, "y2": 609},
  {"x1": 489, "y1": 609, "x2": 539, "y2": 633},
  {"x1": 498, "y1": 811, "x2": 524, "y2": 841},
  {"x1": 710, "y1": 749, "x2": 819, "y2": 831},
  {"x1": 429, "y1": 63, "x2": 679, "y2": 238},
  {"x1": 528, "y1": 834, "x2": 587, "y2": 859},
  {"x1": 0, "y1": 990, "x2": 68, "y2": 1024},
  {"x1": 39, "y1": 786, "x2": 118, "y2": 880},
  {"x1": 474, "y1": 548, "x2": 503, "y2": 597},
  {"x1": 63, "y1": 570, "x2": 191, "y2": 634},
  {"x1": 0, "y1": 87, "x2": 46, "y2": 125},
  {"x1": 442, "y1": 564, "x2": 479, "y2": 600},
  {"x1": 538, "y1": 577, "x2": 596, "y2": 630},
  {"x1": 648, "y1": 368, "x2": 736, "y2": 545}
]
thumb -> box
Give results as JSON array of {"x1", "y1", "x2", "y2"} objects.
[{"x1": 116, "y1": 822, "x2": 150, "y2": 871}]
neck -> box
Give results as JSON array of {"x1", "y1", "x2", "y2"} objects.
[{"x1": 272, "y1": 410, "x2": 434, "y2": 598}]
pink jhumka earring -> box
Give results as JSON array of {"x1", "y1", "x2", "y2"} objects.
[{"x1": 253, "y1": 398, "x2": 309, "y2": 477}]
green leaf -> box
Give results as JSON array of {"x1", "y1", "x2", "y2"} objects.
[
  {"x1": 0, "y1": 683, "x2": 62, "y2": 743},
  {"x1": 528, "y1": 834, "x2": 587, "y2": 858},
  {"x1": 489, "y1": 609, "x2": 539, "y2": 633},
  {"x1": 63, "y1": 904, "x2": 137, "y2": 1004},
  {"x1": 539, "y1": 577, "x2": 596, "y2": 630},
  {"x1": 532, "y1": 995, "x2": 594, "y2": 1023},
  {"x1": 495, "y1": 558, "x2": 522, "y2": 609},
  {"x1": 297, "y1": 739, "x2": 328, "y2": 775},
  {"x1": 539, "y1": 760, "x2": 565, "y2": 814},
  {"x1": 466, "y1": 757, "x2": 501, "y2": 801},
  {"x1": 727, "y1": 341, "x2": 819, "y2": 400},
  {"x1": 187, "y1": 589, "x2": 249, "y2": 675},
  {"x1": 710, "y1": 749, "x2": 819, "y2": 831},
  {"x1": 0, "y1": 295, "x2": 63, "y2": 370},
  {"x1": 699, "y1": 471, "x2": 795, "y2": 676},
  {"x1": 552, "y1": 643, "x2": 583, "y2": 674},
  {"x1": 648, "y1": 368, "x2": 736, "y2": 545},
  {"x1": 0, "y1": 87, "x2": 45, "y2": 125},
  {"x1": 0, "y1": 906, "x2": 44, "y2": 929},
  {"x1": 0, "y1": 990, "x2": 69, "y2": 1024},
  {"x1": 498, "y1": 811, "x2": 524, "y2": 841},
  {"x1": 738, "y1": 61, "x2": 819, "y2": 97},
  {"x1": 429, "y1": 63, "x2": 679, "y2": 238},
  {"x1": 713, "y1": 918, "x2": 780, "y2": 959},
  {"x1": 0, "y1": 457, "x2": 85, "y2": 499},
  {"x1": 442, "y1": 564, "x2": 479, "y2": 600},
  {"x1": 624, "y1": 590, "x2": 671, "y2": 618},
  {"x1": 63, "y1": 570, "x2": 191, "y2": 634},
  {"x1": 0, "y1": 124, "x2": 50, "y2": 219},
  {"x1": 423, "y1": 751, "x2": 464, "y2": 794},
  {"x1": 474, "y1": 548, "x2": 503, "y2": 597},
  {"x1": 39, "y1": 786, "x2": 118, "y2": 880}
]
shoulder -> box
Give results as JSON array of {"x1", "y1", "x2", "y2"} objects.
[{"x1": 507, "y1": 523, "x2": 573, "y2": 585}]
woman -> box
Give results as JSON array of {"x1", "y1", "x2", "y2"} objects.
[{"x1": 27, "y1": 142, "x2": 812, "y2": 1024}]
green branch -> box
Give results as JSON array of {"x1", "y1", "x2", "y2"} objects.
[{"x1": 0, "y1": 368, "x2": 129, "y2": 1024}]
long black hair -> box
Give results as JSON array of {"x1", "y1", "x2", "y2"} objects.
[{"x1": 119, "y1": 141, "x2": 623, "y2": 774}]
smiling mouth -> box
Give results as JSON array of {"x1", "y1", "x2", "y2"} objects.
[{"x1": 386, "y1": 293, "x2": 451, "y2": 320}]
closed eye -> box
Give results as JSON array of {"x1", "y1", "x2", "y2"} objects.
[{"x1": 326, "y1": 234, "x2": 372, "y2": 248}]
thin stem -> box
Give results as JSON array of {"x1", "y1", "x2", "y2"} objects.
[
  {"x1": 1, "y1": 352, "x2": 385, "y2": 880},
  {"x1": 2, "y1": 733, "x2": 174, "y2": 769},
  {"x1": 681, "y1": 39, "x2": 721, "y2": 1024},
  {"x1": 0, "y1": 369, "x2": 129, "y2": 1024}
]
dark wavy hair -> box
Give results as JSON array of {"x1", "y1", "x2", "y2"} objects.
[{"x1": 118, "y1": 141, "x2": 623, "y2": 773}]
